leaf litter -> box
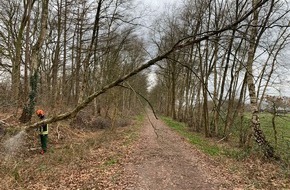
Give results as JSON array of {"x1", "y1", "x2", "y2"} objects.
[{"x1": 0, "y1": 112, "x2": 289, "y2": 190}]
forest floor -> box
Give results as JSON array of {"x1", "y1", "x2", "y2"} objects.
[
  {"x1": 0, "y1": 110, "x2": 289, "y2": 189},
  {"x1": 123, "y1": 111, "x2": 235, "y2": 190}
]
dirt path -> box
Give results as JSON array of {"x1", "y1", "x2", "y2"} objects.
[
  {"x1": 124, "y1": 111, "x2": 232, "y2": 190},
  {"x1": 1, "y1": 111, "x2": 289, "y2": 189}
]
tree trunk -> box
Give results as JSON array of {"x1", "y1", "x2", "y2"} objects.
[
  {"x1": 19, "y1": 0, "x2": 49, "y2": 123},
  {"x1": 12, "y1": 0, "x2": 34, "y2": 106},
  {"x1": 51, "y1": 0, "x2": 63, "y2": 108},
  {"x1": 62, "y1": 0, "x2": 67, "y2": 105},
  {"x1": 23, "y1": 2, "x2": 32, "y2": 103},
  {"x1": 245, "y1": 0, "x2": 274, "y2": 158}
]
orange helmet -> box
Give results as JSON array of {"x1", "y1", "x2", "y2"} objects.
[{"x1": 36, "y1": 109, "x2": 44, "y2": 116}]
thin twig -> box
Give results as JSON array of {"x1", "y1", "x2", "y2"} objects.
[
  {"x1": 122, "y1": 82, "x2": 159, "y2": 138},
  {"x1": 22, "y1": 0, "x2": 269, "y2": 132}
]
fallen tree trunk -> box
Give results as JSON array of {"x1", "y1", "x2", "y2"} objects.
[
  {"x1": 23, "y1": 0, "x2": 269, "y2": 133},
  {"x1": 24, "y1": 52, "x2": 172, "y2": 131}
]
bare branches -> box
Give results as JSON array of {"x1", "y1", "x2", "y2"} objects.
[
  {"x1": 172, "y1": 0, "x2": 271, "y2": 51},
  {"x1": 117, "y1": 84, "x2": 158, "y2": 120},
  {"x1": 23, "y1": 0, "x2": 272, "y2": 131}
]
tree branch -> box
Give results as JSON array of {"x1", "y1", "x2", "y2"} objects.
[{"x1": 23, "y1": 0, "x2": 270, "y2": 131}]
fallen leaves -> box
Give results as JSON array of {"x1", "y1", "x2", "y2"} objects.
[
  {"x1": 1, "y1": 113, "x2": 290, "y2": 190},
  {"x1": 0, "y1": 119, "x2": 138, "y2": 190}
]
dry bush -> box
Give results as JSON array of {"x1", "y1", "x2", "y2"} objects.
[
  {"x1": 115, "y1": 118, "x2": 131, "y2": 128},
  {"x1": 89, "y1": 116, "x2": 131, "y2": 129},
  {"x1": 0, "y1": 126, "x2": 4, "y2": 137},
  {"x1": 89, "y1": 116, "x2": 112, "y2": 129},
  {"x1": 69, "y1": 111, "x2": 92, "y2": 129}
]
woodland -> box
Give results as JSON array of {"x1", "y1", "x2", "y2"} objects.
[{"x1": 0, "y1": 0, "x2": 290, "y2": 189}]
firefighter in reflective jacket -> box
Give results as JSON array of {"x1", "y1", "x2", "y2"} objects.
[{"x1": 36, "y1": 109, "x2": 48, "y2": 154}]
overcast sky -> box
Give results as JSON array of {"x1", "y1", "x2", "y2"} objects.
[
  {"x1": 138, "y1": 0, "x2": 290, "y2": 96},
  {"x1": 141, "y1": 0, "x2": 177, "y2": 10},
  {"x1": 139, "y1": 0, "x2": 181, "y2": 17},
  {"x1": 135, "y1": 0, "x2": 181, "y2": 48}
]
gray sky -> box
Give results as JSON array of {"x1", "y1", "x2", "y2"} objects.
[
  {"x1": 141, "y1": 0, "x2": 177, "y2": 9},
  {"x1": 137, "y1": 0, "x2": 178, "y2": 89},
  {"x1": 140, "y1": 0, "x2": 180, "y2": 16},
  {"x1": 139, "y1": 0, "x2": 290, "y2": 96}
]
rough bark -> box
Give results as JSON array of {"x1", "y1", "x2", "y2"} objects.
[
  {"x1": 19, "y1": 0, "x2": 49, "y2": 123},
  {"x1": 245, "y1": 0, "x2": 275, "y2": 158},
  {"x1": 22, "y1": 0, "x2": 271, "y2": 133}
]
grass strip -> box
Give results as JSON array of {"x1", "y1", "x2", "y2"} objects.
[{"x1": 161, "y1": 116, "x2": 221, "y2": 156}]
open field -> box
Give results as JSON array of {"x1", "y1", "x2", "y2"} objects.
[{"x1": 162, "y1": 114, "x2": 290, "y2": 189}]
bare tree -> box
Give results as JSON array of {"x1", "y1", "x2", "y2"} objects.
[
  {"x1": 265, "y1": 95, "x2": 285, "y2": 147},
  {"x1": 1, "y1": 0, "x2": 289, "y2": 160},
  {"x1": 23, "y1": 0, "x2": 272, "y2": 128},
  {"x1": 19, "y1": 0, "x2": 49, "y2": 123},
  {"x1": 0, "y1": 0, "x2": 36, "y2": 106},
  {"x1": 149, "y1": 0, "x2": 290, "y2": 157}
]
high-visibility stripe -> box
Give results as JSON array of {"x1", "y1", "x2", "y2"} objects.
[
  {"x1": 40, "y1": 124, "x2": 48, "y2": 135},
  {"x1": 40, "y1": 130, "x2": 48, "y2": 135}
]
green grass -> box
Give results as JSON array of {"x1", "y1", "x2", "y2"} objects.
[
  {"x1": 241, "y1": 113, "x2": 290, "y2": 156},
  {"x1": 162, "y1": 113, "x2": 290, "y2": 163},
  {"x1": 259, "y1": 113, "x2": 290, "y2": 162},
  {"x1": 104, "y1": 157, "x2": 118, "y2": 166},
  {"x1": 161, "y1": 117, "x2": 221, "y2": 156},
  {"x1": 135, "y1": 114, "x2": 145, "y2": 122}
]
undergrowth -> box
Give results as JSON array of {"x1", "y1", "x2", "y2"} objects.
[
  {"x1": 162, "y1": 116, "x2": 226, "y2": 156},
  {"x1": 161, "y1": 116, "x2": 290, "y2": 189},
  {"x1": 0, "y1": 116, "x2": 143, "y2": 190}
]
